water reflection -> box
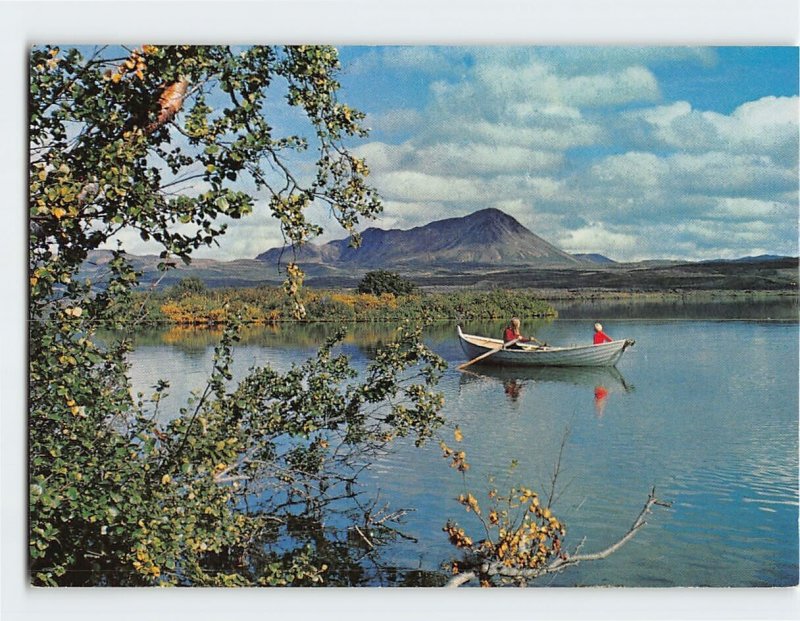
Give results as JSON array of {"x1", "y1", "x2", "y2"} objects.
[
  {"x1": 459, "y1": 364, "x2": 633, "y2": 391},
  {"x1": 115, "y1": 319, "x2": 558, "y2": 355},
  {"x1": 594, "y1": 385, "x2": 610, "y2": 417},
  {"x1": 459, "y1": 365, "x2": 633, "y2": 414},
  {"x1": 553, "y1": 295, "x2": 799, "y2": 321},
  {"x1": 117, "y1": 313, "x2": 799, "y2": 586}
]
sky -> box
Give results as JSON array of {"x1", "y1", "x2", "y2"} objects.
[{"x1": 113, "y1": 46, "x2": 799, "y2": 263}]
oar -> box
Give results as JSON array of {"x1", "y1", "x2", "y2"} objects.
[{"x1": 458, "y1": 338, "x2": 519, "y2": 371}]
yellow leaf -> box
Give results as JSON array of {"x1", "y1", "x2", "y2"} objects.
[
  {"x1": 453, "y1": 427, "x2": 463, "y2": 442},
  {"x1": 52, "y1": 207, "x2": 67, "y2": 219},
  {"x1": 161, "y1": 474, "x2": 171, "y2": 485}
]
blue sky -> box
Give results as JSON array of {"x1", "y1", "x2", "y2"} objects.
[{"x1": 117, "y1": 46, "x2": 799, "y2": 262}]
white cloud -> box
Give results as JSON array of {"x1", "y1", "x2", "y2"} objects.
[
  {"x1": 357, "y1": 140, "x2": 562, "y2": 177},
  {"x1": 558, "y1": 225, "x2": 639, "y2": 256},
  {"x1": 367, "y1": 108, "x2": 424, "y2": 134},
  {"x1": 589, "y1": 152, "x2": 669, "y2": 189},
  {"x1": 428, "y1": 116, "x2": 602, "y2": 150},
  {"x1": 669, "y1": 151, "x2": 796, "y2": 195},
  {"x1": 471, "y1": 62, "x2": 660, "y2": 108},
  {"x1": 623, "y1": 96, "x2": 799, "y2": 160},
  {"x1": 377, "y1": 171, "x2": 484, "y2": 202},
  {"x1": 353, "y1": 141, "x2": 413, "y2": 171},
  {"x1": 413, "y1": 143, "x2": 562, "y2": 176},
  {"x1": 105, "y1": 208, "x2": 288, "y2": 261},
  {"x1": 709, "y1": 197, "x2": 783, "y2": 219},
  {"x1": 374, "y1": 201, "x2": 454, "y2": 231},
  {"x1": 163, "y1": 49, "x2": 799, "y2": 263}
]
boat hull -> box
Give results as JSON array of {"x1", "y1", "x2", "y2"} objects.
[{"x1": 457, "y1": 327, "x2": 632, "y2": 368}]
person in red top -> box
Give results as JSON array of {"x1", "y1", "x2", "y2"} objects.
[
  {"x1": 593, "y1": 322, "x2": 613, "y2": 344},
  {"x1": 503, "y1": 317, "x2": 546, "y2": 349}
]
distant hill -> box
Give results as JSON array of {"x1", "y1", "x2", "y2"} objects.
[
  {"x1": 707, "y1": 255, "x2": 790, "y2": 264},
  {"x1": 80, "y1": 207, "x2": 797, "y2": 292},
  {"x1": 573, "y1": 253, "x2": 616, "y2": 265},
  {"x1": 80, "y1": 250, "x2": 287, "y2": 289},
  {"x1": 256, "y1": 208, "x2": 586, "y2": 269}
]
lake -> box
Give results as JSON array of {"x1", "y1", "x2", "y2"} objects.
[{"x1": 123, "y1": 298, "x2": 799, "y2": 587}]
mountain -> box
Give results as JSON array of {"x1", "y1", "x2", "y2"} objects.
[
  {"x1": 256, "y1": 208, "x2": 585, "y2": 269},
  {"x1": 708, "y1": 254, "x2": 791, "y2": 264},
  {"x1": 573, "y1": 253, "x2": 616, "y2": 265},
  {"x1": 79, "y1": 210, "x2": 797, "y2": 291}
]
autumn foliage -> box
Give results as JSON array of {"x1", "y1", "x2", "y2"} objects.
[{"x1": 440, "y1": 431, "x2": 567, "y2": 587}]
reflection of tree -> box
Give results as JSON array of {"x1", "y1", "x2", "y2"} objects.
[
  {"x1": 173, "y1": 323, "x2": 450, "y2": 586},
  {"x1": 239, "y1": 500, "x2": 446, "y2": 586},
  {"x1": 124, "y1": 319, "x2": 557, "y2": 353}
]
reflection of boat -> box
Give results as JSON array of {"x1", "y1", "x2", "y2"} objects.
[
  {"x1": 459, "y1": 364, "x2": 634, "y2": 392},
  {"x1": 457, "y1": 326, "x2": 634, "y2": 368}
]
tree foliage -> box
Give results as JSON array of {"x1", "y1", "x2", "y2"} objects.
[
  {"x1": 30, "y1": 44, "x2": 380, "y2": 316},
  {"x1": 439, "y1": 432, "x2": 670, "y2": 588},
  {"x1": 28, "y1": 45, "x2": 445, "y2": 586},
  {"x1": 169, "y1": 276, "x2": 206, "y2": 297},
  {"x1": 357, "y1": 270, "x2": 417, "y2": 296}
]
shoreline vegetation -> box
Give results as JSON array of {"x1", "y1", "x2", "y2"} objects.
[
  {"x1": 136, "y1": 287, "x2": 558, "y2": 325},
  {"x1": 131, "y1": 285, "x2": 796, "y2": 326}
]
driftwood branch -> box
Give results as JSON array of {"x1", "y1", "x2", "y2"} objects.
[
  {"x1": 353, "y1": 525, "x2": 375, "y2": 549},
  {"x1": 446, "y1": 571, "x2": 477, "y2": 588},
  {"x1": 445, "y1": 487, "x2": 670, "y2": 588},
  {"x1": 544, "y1": 487, "x2": 670, "y2": 571}
]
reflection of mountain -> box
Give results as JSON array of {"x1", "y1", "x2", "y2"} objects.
[{"x1": 459, "y1": 364, "x2": 633, "y2": 393}]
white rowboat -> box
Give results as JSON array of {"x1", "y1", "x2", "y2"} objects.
[{"x1": 457, "y1": 326, "x2": 634, "y2": 368}]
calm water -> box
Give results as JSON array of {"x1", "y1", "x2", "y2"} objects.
[{"x1": 124, "y1": 300, "x2": 799, "y2": 587}]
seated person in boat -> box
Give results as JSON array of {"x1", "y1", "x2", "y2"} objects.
[
  {"x1": 593, "y1": 322, "x2": 613, "y2": 344},
  {"x1": 503, "y1": 317, "x2": 546, "y2": 349}
]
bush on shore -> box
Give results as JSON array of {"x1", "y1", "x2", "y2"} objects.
[{"x1": 135, "y1": 285, "x2": 556, "y2": 325}]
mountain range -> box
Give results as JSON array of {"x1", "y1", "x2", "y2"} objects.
[
  {"x1": 256, "y1": 208, "x2": 586, "y2": 269},
  {"x1": 80, "y1": 208, "x2": 797, "y2": 291}
]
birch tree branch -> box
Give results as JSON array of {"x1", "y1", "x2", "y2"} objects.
[{"x1": 445, "y1": 487, "x2": 670, "y2": 588}]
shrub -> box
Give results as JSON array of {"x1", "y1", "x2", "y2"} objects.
[{"x1": 357, "y1": 270, "x2": 417, "y2": 296}]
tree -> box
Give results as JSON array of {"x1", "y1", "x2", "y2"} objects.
[
  {"x1": 169, "y1": 276, "x2": 206, "y2": 297},
  {"x1": 28, "y1": 45, "x2": 442, "y2": 586},
  {"x1": 438, "y1": 432, "x2": 670, "y2": 588},
  {"x1": 30, "y1": 45, "x2": 380, "y2": 317},
  {"x1": 357, "y1": 270, "x2": 417, "y2": 296}
]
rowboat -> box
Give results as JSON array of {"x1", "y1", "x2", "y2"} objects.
[{"x1": 457, "y1": 326, "x2": 634, "y2": 368}]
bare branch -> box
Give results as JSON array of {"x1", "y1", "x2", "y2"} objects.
[
  {"x1": 546, "y1": 425, "x2": 571, "y2": 509},
  {"x1": 353, "y1": 525, "x2": 375, "y2": 549},
  {"x1": 446, "y1": 571, "x2": 476, "y2": 588},
  {"x1": 445, "y1": 487, "x2": 670, "y2": 588},
  {"x1": 545, "y1": 487, "x2": 669, "y2": 572}
]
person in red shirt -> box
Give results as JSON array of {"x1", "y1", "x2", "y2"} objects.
[
  {"x1": 593, "y1": 322, "x2": 613, "y2": 345},
  {"x1": 503, "y1": 317, "x2": 546, "y2": 348}
]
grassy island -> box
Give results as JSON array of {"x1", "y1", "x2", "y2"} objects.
[{"x1": 132, "y1": 285, "x2": 557, "y2": 325}]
